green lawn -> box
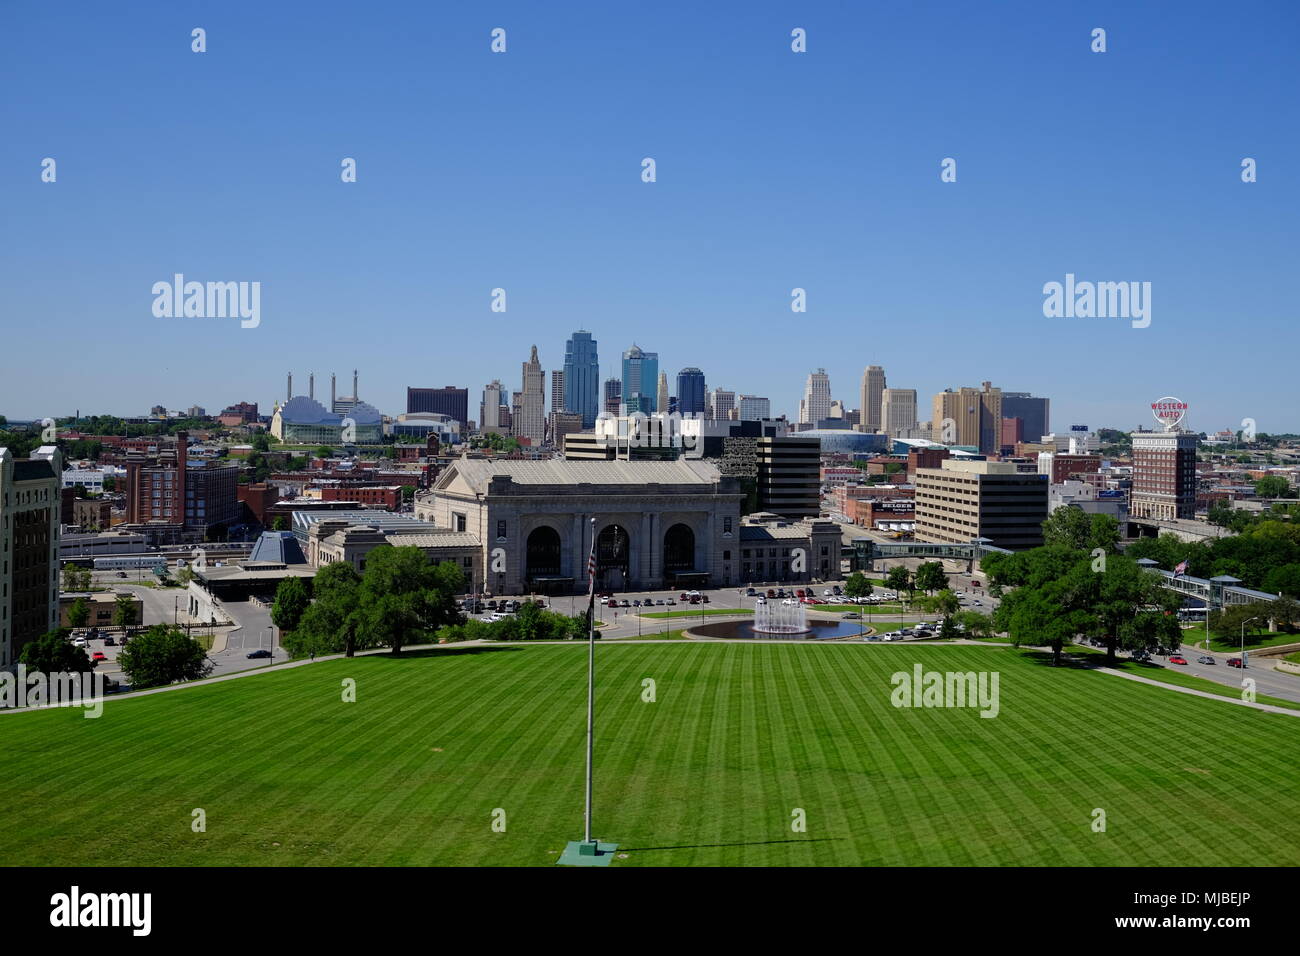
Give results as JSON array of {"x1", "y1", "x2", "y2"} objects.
[
  {"x1": 2, "y1": 642, "x2": 1298, "y2": 866},
  {"x1": 1188, "y1": 631, "x2": 1300, "y2": 655}
]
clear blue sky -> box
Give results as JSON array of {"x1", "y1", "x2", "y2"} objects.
[{"x1": 2, "y1": 1, "x2": 1297, "y2": 434}]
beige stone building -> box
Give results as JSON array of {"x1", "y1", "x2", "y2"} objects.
[{"x1": 914, "y1": 459, "x2": 1048, "y2": 551}]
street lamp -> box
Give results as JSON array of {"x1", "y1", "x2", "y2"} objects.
[{"x1": 1241, "y1": 616, "x2": 1258, "y2": 666}]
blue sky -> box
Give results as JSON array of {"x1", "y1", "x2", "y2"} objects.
[{"x1": 2, "y1": 1, "x2": 1297, "y2": 434}]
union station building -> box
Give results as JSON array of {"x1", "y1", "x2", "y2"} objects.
[{"x1": 414, "y1": 459, "x2": 746, "y2": 594}]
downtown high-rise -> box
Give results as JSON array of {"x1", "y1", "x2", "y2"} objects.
[
  {"x1": 677, "y1": 368, "x2": 707, "y2": 415},
  {"x1": 860, "y1": 365, "x2": 886, "y2": 432},
  {"x1": 800, "y1": 369, "x2": 832, "y2": 425},
  {"x1": 621, "y1": 345, "x2": 659, "y2": 413},
  {"x1": 562, "y1": 330, "x2": 601, "y2": 427},
  {"x1": 516, "y1": 345, "x2": 546, "y2": 445}
]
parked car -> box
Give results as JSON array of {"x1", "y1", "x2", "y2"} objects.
[
  {"x1": 102, "y1": 636, "x2": 116, "y2": 646},
  {"x1": 1227, "y1": 657, "x2": 1245, "y2": 668},
  {"x1": 247, "y1": 649, "x2": 272, "y2": 659},
  {"x1": 666, "y1": 598, "x2": 676, "y2": 605},
  {"x1": 632, "y1": 599, "x2": 642, "y2": 607},
  {"x1": 1197, "y1": 655, "x2": 1216, "y2": 665},
  {"x1": 755, "y1": 596, "x2": 767, "y2": 605},
  {"x1": 72, "y1": 637, "x2": 87, "y2": 648},
  {"x1": 1169, "y1": 655, "x2": 1188, "y2": 665},
  {"x1": 795, "y1": 589, "x2": 806, "y2": 598},
  {"x1": 702, "y1": 595, "x2": 710, "y2": 603},
  {"x1": 679, "y1": 593, "x2": 688, "y2": 602},
  {"x1": 620, "y1": 600, "x2": 631, "y2": 608},
  {"x1": 823, "y1": 589, "x2": 833, "y2": 597},
  {"x1": 766, "y1": 589, "x2": 776, "y2": 598},
  {"x1": 655, "y1": 599, "x2": 665, "y2": 606},
  {"x1": 832, "y1": 586, "x2": 843, "y2": 595},
  {"x1": 116, "y1": 571, "x2": 127, "y2": 578},
  {"x1": 745, "y1": 588, "x2": 756, "y2": 597}
]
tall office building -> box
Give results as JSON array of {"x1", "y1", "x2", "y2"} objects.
[
  {"x1": 677, "y1": 368, "x2": 707, "y2": 416},
  {"x1": 710, "y1": 387, "x2": 736, "y2": 421},
  {"x1": 860, "y1": 365, "x2": 887, "y2": 432},
  {"x1": 931, "y1": 382, "x2": 1002, "y2": 455},
  {"x1": 603, "y1": 378, "x2": 622, "y2": 417},
  {"x1": 914, "y1": 459, "x2": 1048, "y2": 551},
  {"x1": 656, "y1": 372, "x2": 670, "y2": 417},
  {"x1": 737, "y1": 395, "x2": 771, "y2": 420},
  {"x1": 1130, "y1": 429, "x2": 1198, "y2": 521},
  {"x1": 550, "y1": 370, "x2": 565, "y2": 414},
  {"x1": 1002, "y1": 392, "x2": 1051, "y2": 443},
  {"x1": 562, "y1": 330, "x2": 601, "y2": 427},
  {"x1": 800, "y1": 369, "x2": 832, "y2": 425},
  {"x1": 406, "y1": 386, "x2": 469, "y2": 428},
  {"x1": 881, "y1": 388, "x2": 918, "y2": 438},
  {"x1": 621, "y1": 345, "x2": 659, "y2": 413},
  {"x1": 0, "y1": 447, "x2": 61, "y2": 667},
  {"x1": 757, "y1": 436, "x2": 821, "y2": 518},
  {"x1": 332, "y1": 369, "x2": 363, "y2": 416},
  {"x1": 515, "y1": 346, "x2": 546, "y2": 445},
  {"x1": 481, "y1": 380, "x2": 505, "y2": 432}
]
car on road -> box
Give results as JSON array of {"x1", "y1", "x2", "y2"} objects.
[
  {"x1": 1227, "y1": 657, "x2": 1245, "y2": 668},
  {"x1": 1197, "y1": 655, "x2": 1216, "y2": 665},
  {"x1": 246, "y1": 649, "x2": 273, "y2": 659},
  {"x1": 842, "y1": 612, "x2": 861, "y2": 619},
  {"x1": 72, "y1": 636, "x2": 87, "y2": 647},
  {"x1": 116, "y1": 571, "x2": 127, "y2": 578},
  {"x1": 972, "y1": 600, "x2": 983, "y2": 606},
  {"x1": 103, "y1": 636, "x2": 116, "y2": 646},
  {"x1": 91, "y1": 651, "x2": 107, "y2": 663},
  {"x1": 1169, "y1": 655, "x2": 1188, "y2": 665}
]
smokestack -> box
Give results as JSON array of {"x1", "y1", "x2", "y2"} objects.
[
  {"x1": 353, "y1": 369, "x2": 358, "y2": 399},
  {"x1": 331, "y1": 373, "x2": 337, "y2": 409},
  {"x1": 309, "y1": 372, "x2": 315, "y2": 401},
  {"x1": 287, "y1": 372, "x2": 292, "y2": 402}
]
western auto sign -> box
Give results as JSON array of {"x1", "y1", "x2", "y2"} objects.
[{"x1": 1151, "y1": 397, "x2": 1188, "y2": 430}]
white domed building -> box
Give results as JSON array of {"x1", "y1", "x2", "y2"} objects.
[{"x1": 270, "y1": 396, "x2": 383, "y2": 444}]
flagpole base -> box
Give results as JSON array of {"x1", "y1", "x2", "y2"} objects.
[{"x1": 556, "y1": 839, "x2": 619, "y2": 866}]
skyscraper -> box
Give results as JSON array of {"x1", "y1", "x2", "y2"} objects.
[
  {"x1": 563, "y1": 330, "x2": 600, "y2": 427},
  {"x1": 710, "y1": 387, "x2": 736, "y2": 421},
  {"x1": 860, "y1": 365, "x2": 886, "y2": 432},
  {"x1": 677, "y1": 368, "x2": 707, "y2": 415},
  {"x1": 603, "y1": 378, "x2": 622, "y2": 417},
  {"x1": 517, "y1": 345, "x2": 546, "y2": 445},
  {"x1": 481, "y1": 380, "x2": 505, "y2": 432},
  {"x1": 737, "y1": 395, "x2": 771, "y2": 420},
  {"x1": 621, "y1": 345, "x2": 659, "y2": 413},
  {"x1": 656, "y1": 371, "x2": 669, "y2": 416},
  {"x1": 881, "y1": 388, "x2": 917, "y2": 438},
  {"x1": 1001, "y1": 392, "x2": 1051, "y2": 443},
  {"x1": 801, "y1": 369, "x2": 832, "y2": 425},
  {"x1": 931, "y1": 382, "x2": 1002, "y2": 455}
]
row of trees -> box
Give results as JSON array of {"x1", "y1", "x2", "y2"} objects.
[
  {"x1": 19, "y1": 624, "x2": 210, "y2": 690},
  {"x1": 1127, "y1": 520, "x2": 1300, "y2": 596}
]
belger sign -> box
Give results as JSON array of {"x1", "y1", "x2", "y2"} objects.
[{"x1": 1151, "y1": 397, "x2": 1188, "y2": 431}]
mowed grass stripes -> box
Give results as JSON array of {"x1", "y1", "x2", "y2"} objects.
[{"x1": 1, "y1": 642, "x2": 1297, "y2": 866}]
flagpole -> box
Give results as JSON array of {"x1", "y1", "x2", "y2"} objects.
[{"x1": 559, "y1": 515, "x2": 617, "y2": 865}]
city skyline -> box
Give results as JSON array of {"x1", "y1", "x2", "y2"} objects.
[{"x1": 3, "y1": 2, "x2": 1297, "y2": 432}]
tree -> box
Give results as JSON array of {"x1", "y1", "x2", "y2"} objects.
[
  {"x1": 251, "y1": 432, "x2": 271, "y2": 453},
  {"x1": 61, "y1": 565, "x2": 91, "y2": 593},
  {"x1": 271, "y1": 576, "x2": 311, "y2": 632},
  {"x1": 914, "y1": 562, "x2": 946, "y2": 595},
  {"x1": 117, "y1": 625, "x2": 212, "y2": 689},
  {"x1": 19, "y1": 629, "x2": 91, "y2": 673},
  {"x1": 291, "y1": 561, "x2": 364, "y2": 657},
  {"x1": 885, "y1": 566, "x2": 911, "y2": 602},
  {"x1": 112, "y1": 593, "x2": 138, "y2": 630},
  {"x1": 1261, "y1": 563, "x2": 1300, "y2": 598},
  {"x1": 1041, "y1": 508, "x2": 1121, "y2": 553},
  {"x1": 844, "y1": 571, "x2": 873, "y2": 601},
  {"x1": 956, "y1": 610, "x2": 994, "y2": 639},
  {"x1": 1255, "y1": 475, "x2": 1293, "y2": 499},
  {"x1": 174, "y1": 566, "x2": 195, "y2": 587},
  {"x1": 354, "y1": 547, "x2": 464, "y2": 656},
  {"x1": 315, "y1": 446, "x2": 335, "y2": 459},
  {"x1": 271, "y1": 515, "x2": 289, "y2": 531},
  {"x1": 66, "y1": 598, "x2": 90, "y2": 630}
]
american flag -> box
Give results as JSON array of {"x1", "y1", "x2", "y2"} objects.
[
  {"x1": 1174, "y1": 560, "x2": 1188, "y2": 577},
  {"x1": 586, "y1": 518, "x2": 598, "y2": 600}
]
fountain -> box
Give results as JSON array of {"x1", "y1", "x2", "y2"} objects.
[{"x1": 753, "y1": 600, "x2": 810, "y2": 635}]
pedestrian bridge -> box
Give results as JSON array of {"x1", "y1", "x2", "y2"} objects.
[{"x1": 846, "y1": 539, "x2": 1277, "y2": 611}]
